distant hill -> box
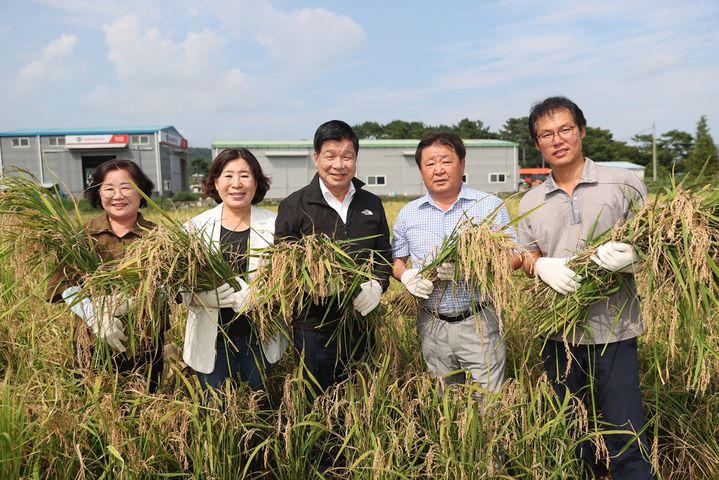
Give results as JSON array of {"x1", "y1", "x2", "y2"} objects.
[{"x1": 187, "y1": 146, "x2": 211, "y2": 161}]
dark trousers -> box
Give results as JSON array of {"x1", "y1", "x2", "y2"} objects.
[
  {"x1": 543, "y1": 338, "x2": 654, "y2": 479},
  {"x1": 73, "y1": 336, "x2": 164, "y2": 394},
  {"x1": 195, "y1": 330, "x2": 265, "y2": 392},
  {"x1": 293, "y1": 325, "x2": 374, "y2": 394}
]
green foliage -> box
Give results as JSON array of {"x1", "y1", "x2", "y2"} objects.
[
  {"x1": 189, "y1": 156, "x2": 210, "y2": 181},
  {"x1": 353, "y1": 118, "x2": 498, "y2": 140},
  {"x1": 685, "y1": 115, "x2": 719, "y2": 180},
  {"x1": 171, "y1": 191, "x2": 199, "y2": 202},
  {"x1": 497, "y1": 116, "x2": 543, "y2": 167},
  {"x1": 582, "y1": 126, "x2": 645, "y2": 164}
]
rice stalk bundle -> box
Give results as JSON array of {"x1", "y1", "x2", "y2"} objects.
[
  {"x1": 0, "y1": 171, "x2": 100, "y2": 281},
  {"x1": 82, "y1": 208, "x2": 245, "y2": 352},
  {"x1": 391, "y1": 213, "x2": 520, "y2": 328},
  {"x1": 528, "y1": 182, "x2": 719, "y2": 393},
  {"x1": 629, "y1": 184, "x2": 719, "y2": 393},
  {"x1": 248, "y1": 234, "x2": 382, "y2": 342}
]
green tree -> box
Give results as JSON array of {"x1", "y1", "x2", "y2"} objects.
[
  {"x1": 583, "y1": 126, "x2": 643, "y2": 165},
  {"x1": 190, "y1": 157, "x2": 210, "y2": 181},
  {"x1": 685, "y1": 115, "x2": 718, "y2": 178},
  {"x1": 660, "y1": 130, "x2": 694, "y2": 166},
  {"x1": 498, "y1": 116, "x2": 542, "y2": 167},
  {"x1": 452, "y1": 118, "x2": 496, "y2": 139},
  {"x1": 354, "y1": 121, "x2": 383, "y2": 139},
  {"x1": 632, "y1": 129, "x2": 693, "y2": 179}
]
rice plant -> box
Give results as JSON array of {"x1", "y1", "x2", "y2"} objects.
[
  {"x1": 526, "y1": 181, "x2": 719, "y2": 393},
  {"x1": 391, "y1": 208, "x2": 522, "y2": 330},
  {"x1": 2, "y1": 183, "x2": 717, "y2": 479},
  {"x1": 248, "y1": 233, "x2": 387, "y2": 343}
]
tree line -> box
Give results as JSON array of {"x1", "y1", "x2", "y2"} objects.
[{"x1": 353, "y1": 116, "x2": 718, "y2": 179}]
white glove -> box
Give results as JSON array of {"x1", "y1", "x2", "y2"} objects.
[
  {"x1": 191, "y1": 283, "x2": 236, "y2": 309},
  {"x1": 534, "y1": 257, "x2": 582, "y2": 295},
  {"x1": 228, "y1": 278, "x2": 253, "y2": 313},
  {"x1": 400, "y1": 269, "x2": 434, "y2": 299},
  {"x1": 62, "y1": 286, "x2": 96, "y2": 325},
  {"x1": 91, "y1": 314, "x2": 128, "y2": 353},
  {"x1": 62, "y1": 287, "x2": 128, "y2": 352},
  {"x1": 436, "y1": 262, "x2": 456, "y2": 281},
  {"x1": 353, "y1": 280, "x2": 382, "y2": 316},
  {"x1": 590, "y1": 242, "x2": 641, "y2": 273}
]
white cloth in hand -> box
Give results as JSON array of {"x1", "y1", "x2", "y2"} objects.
[
  {"x1": 535, "y1": 257, "x2": 582, "y2": 295},
  {"x1": 91, "y1": 314, "x2": 128, "y2": 352},
  {"x1": 590, "y1": 242, "x2": 641, "y2": 273},
  {"x1": 191, "y1": 283, "x2": 236, "y2": 309},
  {"x1": 400, "y1": 269, "x2": 434, "y2": 299},
  {"x1": 353, "y1": 279, "x2": 382, "y2": 316},
  {"x1": 436, "y1": 262, "x2": 456, "y2": 281},
  {"x1": 228, "y1": 278, "x2": 253, "y2": 313}
]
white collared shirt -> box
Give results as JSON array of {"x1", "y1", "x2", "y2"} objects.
[{"x1": 319, "y1": 178, "x2": 356, "y2": 223}]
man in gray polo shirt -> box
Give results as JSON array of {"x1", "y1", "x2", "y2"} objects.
[{"x1": 518, "y1": 96, "x2": 653, "y2": 479}]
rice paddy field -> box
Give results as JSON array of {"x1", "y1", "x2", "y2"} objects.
[{"x1": 1, "y1": 187, "x2": 718, "y2": 479}]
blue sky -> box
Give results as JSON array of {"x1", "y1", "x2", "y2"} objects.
[{"x1": 1, "y1": 0, "x2": 717, "y2": 147}]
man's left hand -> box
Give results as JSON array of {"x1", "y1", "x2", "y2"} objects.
[
  {"x1": 353, "y1": 280, "x2": 382, "y2": 316},
  {"x1": 436, "y1": 262, "x2": 456, "y2": 281},
  {"x1": 590, "y1": 241, "x2": 641, "y2": 273}
]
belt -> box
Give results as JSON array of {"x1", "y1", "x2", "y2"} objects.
[{"x1": 428, "y1": 301, "x2": 489, "y2": 323}]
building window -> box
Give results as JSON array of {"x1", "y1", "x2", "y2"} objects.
[
  {"x1": 489, "y1": 173, "x2": 507, "y2": 183},
  {"x1": 367, "y1": 175, "x2": 386, "y2": 186},
  {"x1": 11, "y1": 138, "x2": 30, "y2": 148},
  {"x1": 48, "y1": 137, "x2": 65, "y2": 147},
  {"x1": 131, "y1": 135, "x2": 150, "y2": 145}
]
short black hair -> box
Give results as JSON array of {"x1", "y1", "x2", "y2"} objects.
[
  {"x1": 203, "y1": 148, "x2": 271, "y2": 205},
  {"x1": 84, "y1": 159, "x2": 154, "y2": 208},
  {"x1": 313, "y1": 120, "x2": 359, "y2": 155},
  {"x1": 414, "y1": 132, "x2": 466, "y2": 167},
  {"x1": 528, "y1": 96, "x2": 587, "y2": 140}
]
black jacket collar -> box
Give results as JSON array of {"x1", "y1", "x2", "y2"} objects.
[{"x1": 306, "y1": 173, "x2": 366, "y2": 205}]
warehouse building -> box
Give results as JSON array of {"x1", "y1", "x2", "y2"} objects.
[
  {"x1": 0, "y1": 126, "x2": 189, "y2": 196},
  {"x1": 212, "y1": 139, "x2": 519, "y2": 199}
]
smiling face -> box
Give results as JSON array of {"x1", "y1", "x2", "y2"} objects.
[
  {"x1": 99, "y1": 168, "x2": 141, "y2": 222},
  {"x1": 419, "y1": 142, "x2": 465, "y2": 202},
  {"x1": 214, "y1": 158, "x2": 257, "y2": 213},
  {"x1": 313, "y1": 138, "x2": 357, "y2": 199},
  {"x1": 534, "y1": 108, "x2": 586, "y2": 170}
]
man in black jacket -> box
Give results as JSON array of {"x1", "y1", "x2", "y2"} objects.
[{"x1": 275, "y1": 120, "x2": 392, "y2": 393}]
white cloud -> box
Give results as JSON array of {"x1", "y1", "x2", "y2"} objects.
[
  {"x1": 11, "y1": 34, "x2": 78, "y2": 94},
  {"x1": 82, "y1": 15, "x2": 255, "y2": 117},
  {"x1": 256, "y1": 7, "x2": 365, "y2": 67},
  {"x1": 214, "y1": 0, "x2": 366, "y2": 70}
]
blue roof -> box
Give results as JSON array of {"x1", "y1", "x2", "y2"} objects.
[
  {"x1": 594, "y1": 161, "x2": 645, "y2": 170},
  {"x1": 0, "y1": 126, "x2": 174, "y2": 137}
]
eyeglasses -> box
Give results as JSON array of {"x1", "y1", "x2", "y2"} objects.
[{"x1": 536, "y1": 125, "x2": 577, "y2": 145}]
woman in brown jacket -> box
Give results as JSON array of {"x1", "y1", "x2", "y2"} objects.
[{"x1": 48, "y1": 159, "x2": 164, "y2": 393}]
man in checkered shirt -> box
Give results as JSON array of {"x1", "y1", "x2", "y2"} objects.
[{"x1": 392, "y1": 132, "x2": 522, "y2": 394}]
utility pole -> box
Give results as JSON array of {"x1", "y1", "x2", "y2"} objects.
[{"x1": 652, "y1": 122, "x2": 657, "y2": 182}]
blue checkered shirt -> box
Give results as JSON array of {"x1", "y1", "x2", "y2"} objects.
[{"x1": 392, "y1": 186, "x2": 517, "y2": 315}]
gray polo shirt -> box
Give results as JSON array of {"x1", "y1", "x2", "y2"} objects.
[{"x1": 518, "y1": 158, "x2": 647, "y2": 344}]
